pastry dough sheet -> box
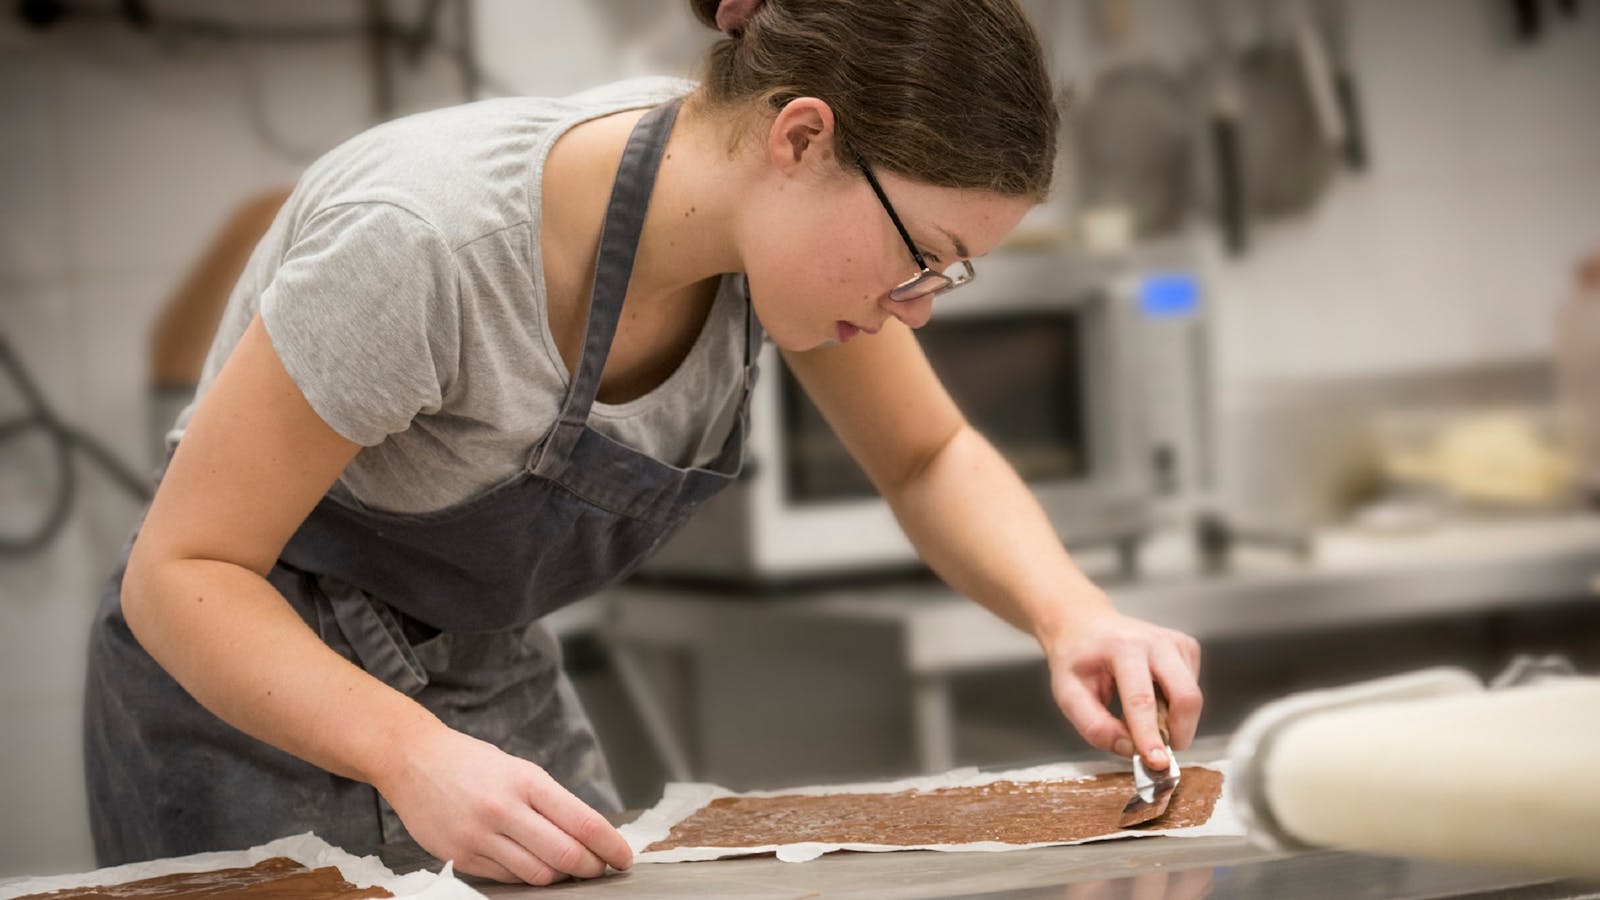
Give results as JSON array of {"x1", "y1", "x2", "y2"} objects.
[
  {"x1": 622, "y1": 759, "x2": 1242, "y2": 864},
  {"x1": 9, "y1": 857, "x2": 391, "y2": 899},
  {"x1": 0, "y1": 834, "x2": 484, "y2": 900}
]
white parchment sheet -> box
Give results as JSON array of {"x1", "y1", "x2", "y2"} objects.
[
  {"x1": 0, "y1": 832, "x2": 486, "y2": 899},
  {"x1": 622, "y1": 759, "x2": 1243, "y2": 864}
]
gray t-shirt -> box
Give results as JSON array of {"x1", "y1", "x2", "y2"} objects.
[{"x1": 171, "y1": 77, "x2": 749, "y2": 515}]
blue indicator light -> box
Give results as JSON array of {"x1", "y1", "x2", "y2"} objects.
[{"x1": 1139, "y1": 273, "x2": 1201, "y2": 318}]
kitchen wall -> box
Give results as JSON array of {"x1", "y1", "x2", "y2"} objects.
[
  {"x1": 0, "y1": 1, "x2": 467, "y2": 875},
  {"x1": 0, "y1": 0, "x2": 1596, "y2": 878},
  {"x1": 1205, "y1": 1, "x2": 1600, "y2": 384},
  {"x1": 1017, "y1": 0, "x2": 1600, "y2": 384}
]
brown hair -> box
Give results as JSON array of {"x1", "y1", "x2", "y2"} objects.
[{"x1": 687, "y1": 0, "x2": 1060, "y2": 201}]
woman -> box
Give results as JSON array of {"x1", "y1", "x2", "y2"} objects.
[{"x1": 84, "y1": 0, "x2": 1203, "y2": 885}]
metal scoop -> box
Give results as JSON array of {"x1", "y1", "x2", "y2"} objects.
[{"x1": 1119, "y1": 695, "x2": 1181, "y2": 828}]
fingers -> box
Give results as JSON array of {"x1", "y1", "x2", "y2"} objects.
[
  {"x1": 498, "y1": 807, "x2": 608, "y2": 880},
  {"x1": 1171, "y1": 629, "x2": 1202, "y2": 680},
  {"x1": 1053, "y1": 673, "x2": 1129, "y2": 755},
  {"x1": 455, "y1": 855, "x2": 520, "y2": 884},
  {"x1": 1111, "y1": 650, "x2": 1169, "y2": 770},
  {"x1": 1045, "y1": 617, "x2": 1204, "y2": 767},
  {"x1": 525, "y1": 768, "x2": 634, "y2": 871},
  {"x1": 1150, "y1": 641, "x2": 1203, "y2": 751},
  {"x1": 484, "y1": 833, "x2": 572, "y2": 886}
]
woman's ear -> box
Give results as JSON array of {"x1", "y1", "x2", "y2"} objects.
[{"x1": 765, "y1": 97, "x2": 839, "y2": 174}]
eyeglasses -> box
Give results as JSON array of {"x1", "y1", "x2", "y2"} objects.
[{"x1": 855, "y1": 158, "x2": 976, "y2": 303}]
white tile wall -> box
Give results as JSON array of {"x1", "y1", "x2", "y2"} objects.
[
  {"x1": 1211, "y1": 0, "x2": 1600, "y2": 385},
  {"x1": 0, "y1": 56, "x2": 71, "y2": 289},
  {"x1": 0, "y1": 520, "x2": 101, "y2": 705},
  {"x1": 0, "y1": 696, "x2": 95, "y2": 874},
  {"x1": 0, "y1": 3, "x2": 463, "y2": 878},
  {"x1": 76, "y1": 272, "x2": 183, "y2": 470}
]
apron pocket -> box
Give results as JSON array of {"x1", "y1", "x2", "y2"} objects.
[{"x1": 318, "y1": 575, "x2": 430, "y2": 697}]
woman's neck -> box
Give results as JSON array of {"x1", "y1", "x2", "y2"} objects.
[{"x1": 629, "y1": 102, "x2": 749, "y2": 301}]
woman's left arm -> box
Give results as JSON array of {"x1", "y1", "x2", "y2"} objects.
[{"x1": 782, "y1": 323, "x2": 1202, "y2": 767}]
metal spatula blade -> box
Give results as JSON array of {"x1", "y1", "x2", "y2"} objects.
[
  {"x1": 1119, "y1": 749, "x2": 1181, "y2": 827},
  {"x1": 1119, "y1": 695, "x2": 1181, "y2": 828}
]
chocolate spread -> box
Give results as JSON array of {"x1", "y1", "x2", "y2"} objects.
[
  {"x1": 14, "y1": 856, "x2": 393, "y2": 899},
  {"x1": 647, "y1": 766, "x2": 1224, "y2": 852}
]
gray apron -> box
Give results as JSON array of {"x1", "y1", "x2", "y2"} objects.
[{"x1": 83, "y1": 97, "x2": 761, "y2": 865}]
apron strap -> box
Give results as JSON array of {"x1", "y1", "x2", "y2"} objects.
[
  {"x1": 741, "y1": 275, "x2": 764, "y2": 371},
  {"x1": 533, "y1": 97, "x2": 684, "y2": 473}
]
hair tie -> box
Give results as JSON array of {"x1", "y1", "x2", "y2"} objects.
[{"x1": 715, "y1": 0, "x2": 764, "y2": 35}]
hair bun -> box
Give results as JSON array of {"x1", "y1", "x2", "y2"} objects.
[
  {"x1": 707, "y1": 0, "x2": 763, "y2": 35},
  {"x1": 688, "y1": 0, "x2": 720, "y2": 29}
]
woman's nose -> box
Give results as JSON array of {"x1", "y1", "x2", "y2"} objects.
[{"x1": 883, "y1": 294, "x2": 934, "y2": 329}]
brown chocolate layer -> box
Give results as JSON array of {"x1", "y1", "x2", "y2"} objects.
[
  {"x1": 647, "y1": 766, "x2": 1224, "y2": 853},
  {"x1": 15, "y1": 856, "x2": 393, "y2": 899}
]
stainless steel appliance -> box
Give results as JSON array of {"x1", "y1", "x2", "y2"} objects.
[{"x1": 642, "y1": 250, "x2": 1194, "y2": 585}]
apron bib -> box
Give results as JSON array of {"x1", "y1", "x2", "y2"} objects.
[{"x1": 83, "y1": 97, "x2": 763, "y2": 864}]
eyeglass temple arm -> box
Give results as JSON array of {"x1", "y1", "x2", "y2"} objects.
[{"x1": 854, "y1": 160, "x2": 931, "y2": 271}]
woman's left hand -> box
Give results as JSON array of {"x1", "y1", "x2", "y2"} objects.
[{"x1": 1039, "y1": 603, "x2": 1203, "y2": 769}]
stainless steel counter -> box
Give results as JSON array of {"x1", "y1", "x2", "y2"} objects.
[{"x1": 391, "y1": 828, "x2": 1598, "y2": 899}]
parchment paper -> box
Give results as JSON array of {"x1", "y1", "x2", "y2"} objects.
[
  {"x1": 622, "y1": 758, "x2": 1243, "y2": 864},
  {"x1": 0, "y1": 832, "x2": 485, "y2": 899}
]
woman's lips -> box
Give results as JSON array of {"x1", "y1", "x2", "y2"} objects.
[{"x1": 836, "y1": 322, "x2": 861, "y2": 344}]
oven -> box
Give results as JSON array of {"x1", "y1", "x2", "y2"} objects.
[{"x1": 640, "y1": 251, "x2": 1164, "y2": 585}]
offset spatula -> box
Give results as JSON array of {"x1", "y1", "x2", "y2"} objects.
[{"x1": 1119, "y1": 695, "x2": 1181, "y2": 828}]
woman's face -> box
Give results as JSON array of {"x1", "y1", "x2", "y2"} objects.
[{"x1": 734, "y1": 104, "x2": 1035, "y2": 352}]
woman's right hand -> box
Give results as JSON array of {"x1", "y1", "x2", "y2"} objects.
[{"x1": 376, "y1": 723, "x2": 634, "y2": 884}]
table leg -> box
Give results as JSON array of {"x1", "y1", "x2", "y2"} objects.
[
  {"x1": 604, "y1": 639, "x2": 695, "y2": 783},
  {"x1": 913, "y1": 674, "x2": 956, "y2": 773}
]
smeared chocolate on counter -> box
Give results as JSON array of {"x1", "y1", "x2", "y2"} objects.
[
  {"x1": 14, "y1": 856, "x2": 393, "y2": 899},
  {"x1": 647, "y1": 766, "x2": 1224, "y2": 853}
]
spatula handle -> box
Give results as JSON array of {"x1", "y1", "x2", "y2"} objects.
[{"x1": 1155, "y1": 692, "x2": 1171, "y2": 746}]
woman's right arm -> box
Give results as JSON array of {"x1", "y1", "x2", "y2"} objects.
[{"x1": 122, "y1": 314, "x2": 633, "y2": 884}]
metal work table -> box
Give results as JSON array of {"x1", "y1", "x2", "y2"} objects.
[
  {"x1": 361, "y1": 755, "x2": 1600, "y2": 900},
  {"x1": 388, "y1": 822, "x2": 1597, "y2": 900},
  {"x1": 595, "y1": 514, "x2": 1600, "y2": 777}
]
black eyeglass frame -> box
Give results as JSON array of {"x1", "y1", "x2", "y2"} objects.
[{"x1": 855, "y1": 158, "x2": 976, "y2": 303}]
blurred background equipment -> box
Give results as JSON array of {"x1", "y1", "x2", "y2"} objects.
[
  {"x1": 1374, "y1": 407, "x2": 1577, "y2": 511},
  {"x1": 1555, "y1": 244, "x2": 1600, "y2": 503}
]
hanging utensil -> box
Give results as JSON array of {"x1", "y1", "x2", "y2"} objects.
[
  {"x1": 1313, "y1": 0, "x2": 1371, "y2": 171},
  {"x1": 1075, "y1": 0, "x2": 1197, "y2": 242},
  {"x1": 1236, "y1": 0, "x2": 1338, "y2": 220},
  {"x1": 1197, "y1": 0, "x2": 1249, "y2": 256},
  {"x1": 1287, "y1": 0, "x2": 1345, "y2": 151}
]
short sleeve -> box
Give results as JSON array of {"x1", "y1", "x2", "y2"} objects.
[{"x1": 259, "y1": 202, "x2": 460, "y2": 446}]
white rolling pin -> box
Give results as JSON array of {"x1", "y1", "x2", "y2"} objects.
[{"x1": 1229, "y1": 667, "x2": 1600, "y2": 878}]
